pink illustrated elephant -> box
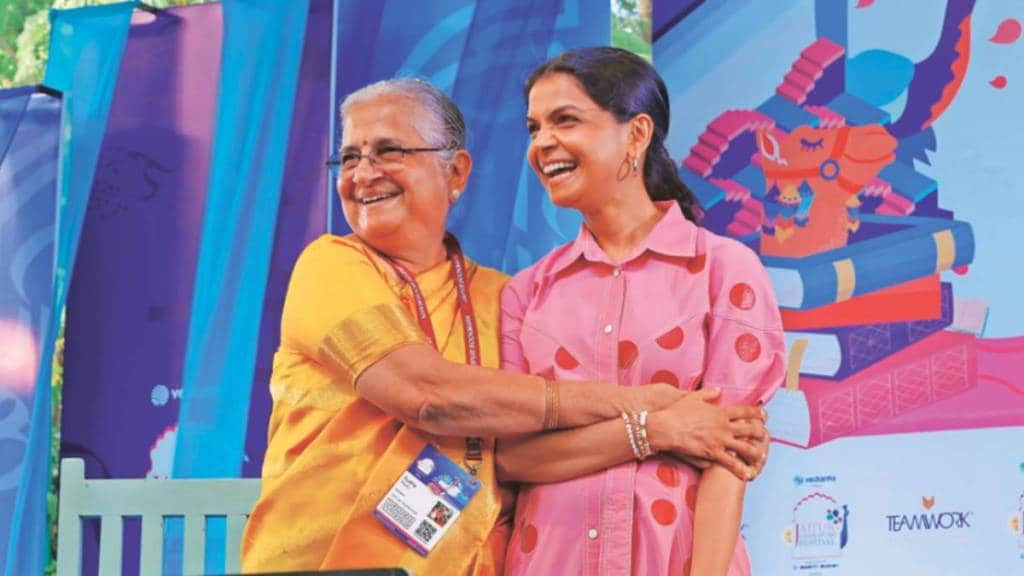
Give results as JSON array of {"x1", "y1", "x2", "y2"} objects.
[{"x1": 757, "y1": 124, "x2": 897, "y2": 258}]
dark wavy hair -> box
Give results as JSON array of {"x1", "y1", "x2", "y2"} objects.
[{"x1": 524, "y1": 46, "x2": 701, "y2": 222}]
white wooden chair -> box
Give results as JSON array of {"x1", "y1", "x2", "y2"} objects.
[{"x1": 56, "y1": 458, "x2": 261, "y2": 575}]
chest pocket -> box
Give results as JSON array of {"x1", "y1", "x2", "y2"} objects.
[
  {"x1": 516, "y1": 317, "x2": 596, "y2": 381},
  {"x1": 628, "y1": 312, "x2": 709, "y2": 391}
]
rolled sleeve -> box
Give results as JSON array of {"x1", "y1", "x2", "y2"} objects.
[{"x1": 703, "y1": 240, "x2": 787, "y2": 407}]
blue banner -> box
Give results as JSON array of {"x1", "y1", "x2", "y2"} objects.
[
  {"x1": 0, "y1": 86, "x2": 61, "y2": 572},
  {"x1": 172, "y1": 0, "x2": 310, "y2": 479},
  {"x1": 5, "y1": 3, "x2": 134, "y2": 574}
]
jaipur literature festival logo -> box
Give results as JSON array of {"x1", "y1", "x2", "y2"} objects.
[
  {"x1": 1011, "y1": 490, "x2": 1024, "y2": 558},
  {"x1": 783, "y1": 492, "x2": 849, "y2": 571}
]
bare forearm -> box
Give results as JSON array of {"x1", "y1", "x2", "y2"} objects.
[
  {"x1": 356, "y1": 344, "x2": 656, "y2": 437},
  {"x1": 692, "y1": 465, "x2": 746, "y2": 575},
  {"x1": 496, "y1": 418, "x2": 634, "y2": 483}
]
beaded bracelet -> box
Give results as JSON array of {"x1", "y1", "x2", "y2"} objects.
[
  {"x1": 621, "y1": 412, "x2": 643, "y2": 460},
  {"x1": 633, "y1": 410, "x2": 653, "y2": 459}
]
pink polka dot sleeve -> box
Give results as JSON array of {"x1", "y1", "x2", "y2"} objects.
[
  {"x1": 499, "y1": 272, "x2": 532, "y2": 375},
  {"x1": 703, "y1": 240, "x2": 786, "y2": 407}
]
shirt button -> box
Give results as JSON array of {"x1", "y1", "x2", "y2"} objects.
[
  {"x1": 588, "y1": 528, "x2": 599, "y2": 540},
  {"x1": 612, "y1": 267, "x2": 621, "y2": 277},
  {"x1": 602, "y1": 324, "x2": 613, "y2": 334}
]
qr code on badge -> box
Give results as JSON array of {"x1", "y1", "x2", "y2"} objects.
[{"x1": 415, "y1": 520, "x2": 438, "y2": 543}]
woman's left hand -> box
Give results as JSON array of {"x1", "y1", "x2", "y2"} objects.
[{"x1": 675, "y1": 424, "x2": 771, "y2": 480}]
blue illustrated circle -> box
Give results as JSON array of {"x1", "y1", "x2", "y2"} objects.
[{"x1": 820, "y1": 159, "x2": 840, "y2": 181}]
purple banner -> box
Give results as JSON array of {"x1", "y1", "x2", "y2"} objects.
[{"x1": 61, "y1": 4, "x2": 223, "y2": 480}]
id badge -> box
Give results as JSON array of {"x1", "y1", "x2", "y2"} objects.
[{"x1": 374, "y1": 444, "x2": 481, "y2": 555}]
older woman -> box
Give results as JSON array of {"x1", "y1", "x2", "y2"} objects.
[{"x1": 240, "y1": 78, "x2": 770, "y2": 574}]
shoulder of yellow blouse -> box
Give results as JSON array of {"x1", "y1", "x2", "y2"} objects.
[
  {"x1": 305, "y1": 232, "x2": 371, "y2": 255},
  {"x1": 292, "y1": 233, "x2": 380, "y2": 274}
]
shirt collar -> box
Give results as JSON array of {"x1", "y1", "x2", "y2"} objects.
[{"x1": 546, "y1": 201, "x2": 699, "y2": 276}]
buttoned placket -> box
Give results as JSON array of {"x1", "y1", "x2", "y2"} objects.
[{"x1": 584, "y1": 262, "x2": 636, "y2": 575}]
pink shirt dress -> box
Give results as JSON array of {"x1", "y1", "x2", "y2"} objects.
[{"x1": 500, "y1": 202, "x2": 786, "y2": 575}]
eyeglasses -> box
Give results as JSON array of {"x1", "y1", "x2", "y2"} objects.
[{"x1": 326, "y1": 144, "x2": 454, "y2": 176}]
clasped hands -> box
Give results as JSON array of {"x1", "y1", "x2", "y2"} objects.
[{"x1": 634, "y1": 384, "x2": 770, "y2": 481}]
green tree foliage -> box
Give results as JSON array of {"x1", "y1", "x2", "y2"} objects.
[
  {"x1": 0, "y1": 0, "x2": 50, "y2": 87},
  {"x1": 612, "y1": 0, "x2": 652, "y2": 62},
  {"x1": 2, "y1": 0, "x2": 212, "y2": 88}
]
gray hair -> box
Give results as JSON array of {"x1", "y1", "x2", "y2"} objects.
[{"x1": 340, "y1": 78, "x2": 466, "y2": 156}]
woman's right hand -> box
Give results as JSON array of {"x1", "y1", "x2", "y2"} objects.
[{"x1": 647, "y1": 388, "x2": 767, "y2": 480}]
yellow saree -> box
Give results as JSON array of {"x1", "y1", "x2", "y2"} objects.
[{"x1": 241, "y1": 234, "x2": 513, "y2": 574}]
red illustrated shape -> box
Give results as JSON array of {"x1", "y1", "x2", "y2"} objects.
[
  {"x1": 651, "y1": 499, "x2": 677, "y2": 526},
  {"x1": 650, "y1": 370, "x2": 680, "y2": 387},
  {"x1": 991, "y1": 75, "x2": 1008, "y2": 89},
  {"x1": 657, "y1": 463, "x2": 680, "y2": 487},
  {"x1": 735, "y1": 333, "x2": 762, "y2": 363},
  {"x1": 989, "y1": 18, "x2": 1021, "y2": 44},
  {"x1": 618, "y1": 340, "x2": 639, "y2": 369},
  {"x1": 729, "y1": 283, "x2": 757, "y2": 310},
  {"x1": 555, "y1": 347, "x2": 580, "y2": 370},
  {"x1": 656, "y1": 327, "x2": 685, "y2": 349},
  {"x1": 854, "y1": 0, "x2": 874, "y2": 7}
]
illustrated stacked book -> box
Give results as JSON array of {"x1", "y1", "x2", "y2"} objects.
[{"x1": 675, "y1": 37, "x2": 1015, "y2": 448}]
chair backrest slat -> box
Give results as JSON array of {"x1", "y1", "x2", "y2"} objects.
[
  {"x1": 182, "y1": 514, "x2": 206, "y2": 575},
  {"x1": 98, "y1": 515, "x2": 123, "y2": 575},
  {"x1": 224, "y1": 515, "x2": 247, "y2": 574},
  {"x1": 139, "y1": 515, "x2": 163, "y2": 576},
  {"x1": 56, "y1": 459, "x2": 85, "y2": 576},
  {"x1": 55, "y1": 458, "x2": 260, "y2": 575}
]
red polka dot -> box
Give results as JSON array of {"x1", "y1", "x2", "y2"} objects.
[
  {"x1": 651, "y1": 499, "x2": 677, "y2": 525},
  {"x1": 729, "y1": 282, "x2": 757, "y2": 310},
  {"x1": 650, "y1": 370, "x2": 679, "y2": 387},
  {"x1": 954, "y1": 265, "x2": 969, "y2": 276},
  {"x1": 520, "y1": 524, "x2": 538, "y2": 553},
  {"x1": 686, "y1": 254, "x2": 707, "y2": 273},
  {"x1": 555, "y1": 347, "x2": 580, "y2": 370},
  {"x1": 656, "y1": 327, "x2": 685, "y2": 349},
  {"x1": 618, "y1": 340, "x2": 638, "y2": 369},
  {"x1": 685, "y1": 485, "x2": 697, "y2": 512},
  {"x1": 735, "y1": 333, "x2": 762, "y2": 363},
  {"x1": 657, "y1": 463, "x2": 680, "y2": 487}
]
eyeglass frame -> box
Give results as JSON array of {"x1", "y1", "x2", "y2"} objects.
[{"x1": 326, "y1": 144, "x2": 457, "y2": 176}]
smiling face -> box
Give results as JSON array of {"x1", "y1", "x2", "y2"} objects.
[
  {"x1": 338, "y1": 94, "x2": 466, "y2": 252},
  {"x1": 526, "y1": 73, "x2": 634, "y2": 211}
]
